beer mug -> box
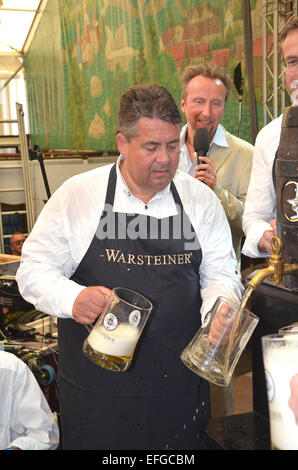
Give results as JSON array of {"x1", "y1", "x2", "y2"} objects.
[
  {"x1": 279, "y1": 323, "x2": 298, "y2": 335},
  {"x1": 83, "y1": 287, "x2": 152, "y2": 372},
  {"x1": 180, "y1": 296, "x2": 259, "y2": 387},
  {"x1": 262, "y1": 333, "x2": 298, "y2": 450}
]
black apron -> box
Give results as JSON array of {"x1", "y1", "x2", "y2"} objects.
[{"x1": 58, "y1": 164, "x2": 210, "y2": 450}]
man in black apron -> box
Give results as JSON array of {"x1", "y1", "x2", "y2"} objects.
[
  {"x1": 242, "y1": 18, "x2": 298, "y2": 258},
  {"x1": 16, "y1": 84, "x2": 243, "y2": 450}
]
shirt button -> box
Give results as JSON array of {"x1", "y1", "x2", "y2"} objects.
[{"x1": 145, "y1": 205, "x2": 148, "y2": 210}]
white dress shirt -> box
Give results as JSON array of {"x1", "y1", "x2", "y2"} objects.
[
  {"x1": 16, "y1": 158, "x2": 243, "y2": 324},
  {"x1": 179, "y1": 123, "x2": 228, "y2": 175},
  {"x1": 242, "y1": 115, "x2": 282, "y2": 258},
  {"x1": 0, "y1": 351, "x2": 59, "y2": 450}
]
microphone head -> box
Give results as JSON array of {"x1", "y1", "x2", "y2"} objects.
[{"x1": 193, "y1": 127, "x2": 210, "y2": 156}]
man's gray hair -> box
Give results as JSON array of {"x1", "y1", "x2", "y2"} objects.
[{"x1": 181, "y1": 63, "x2": 231, "y2": 102}]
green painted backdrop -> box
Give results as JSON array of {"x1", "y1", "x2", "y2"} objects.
[{"x1": 24, "y1": 0, "x2": 269, "y2": 152}]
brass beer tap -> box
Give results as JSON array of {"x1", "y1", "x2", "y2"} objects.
[{"x1": 248, "y1": 236, "x2": 298, "y2": 290}]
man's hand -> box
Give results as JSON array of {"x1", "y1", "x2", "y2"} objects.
[
  {"x1": 258, "y1": 219, "x2": 277, "y2": 254},
  {"x1": 72, "y1": 286, "x2": 112, "y2": 325},
  {"x1": 194, "y1": 156, "x2": 217, "y2": 190},
  {"x1": 208, "y1": 302, "x2": 236, "y2": 346}
]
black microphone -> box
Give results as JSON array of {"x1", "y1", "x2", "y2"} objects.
[{"x1": 193, "y1": 127, "x2": 210, "y2": 166}]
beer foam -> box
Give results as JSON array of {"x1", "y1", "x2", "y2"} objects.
[{"x1": 88, "y1": 323, "x2": 139, "y2": 356}]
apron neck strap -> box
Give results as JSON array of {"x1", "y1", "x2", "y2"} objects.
[{"x1": 104, "y1": 163, "x2": 183, "y2": 208}]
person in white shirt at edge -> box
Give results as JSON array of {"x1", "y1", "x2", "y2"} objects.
[
  {"x1": 0, "y1": 351, "x2": 59, "y2": 450},
  {"x1": 179, "y1": 63, "x2": 254, "y2": 266},
  {"x1": 16, "y1": 83, "x2": 243, "y2": 450},
  {"x1": 242, "y1": 18, "x2": 298, "y2": 258}
]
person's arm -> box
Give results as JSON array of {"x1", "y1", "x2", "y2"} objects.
[
  {"x1": 16, "y1": 171, "x2": 113, "y2": 324},
  {"x1": 242, "y1": 128, "x2": 277, "y2": 258},
  {"x1": 6, "y1": 358, "x2": 59, "y2": 450},
  {"x1": 190, "y1": 184, "x2": 244, "y2": 324},
  {"x1": 212, "y1": 162, "x2": 251, "y2": 238},
  {"x1": 16, "y1": 189, "x2": 86, "y2": 318}
]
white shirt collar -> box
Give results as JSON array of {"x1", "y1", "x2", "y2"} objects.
[
  {"x1": 179, "y1": 124, "x2": 228, "y2": 176},
  {"x1": 180, "y1": 124, "x2": 188, "y2": 147},
  {"x1": 211, "y1": 123, "x2": 228, "y2": 149},
  {"x1": 180, "y1": 123, "x2": 228, "y2": 152},
  {"x1": 116, "y1": 155, "x2": 172, "y2": 203}
]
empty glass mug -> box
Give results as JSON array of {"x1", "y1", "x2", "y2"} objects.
[
  {"x1": 180, "y1": 296, "x2": 259, "y2": 387},
  {"x1": 278, "y1": 323, "x2": 298, "y2": 335},
  {"x1": 83, "y1": 287, "x2": 152, "y2": 372}
]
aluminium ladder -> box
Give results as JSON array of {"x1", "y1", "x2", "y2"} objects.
[{"x1": 0, "y1": 102, "x2": 35, "y2": 253}]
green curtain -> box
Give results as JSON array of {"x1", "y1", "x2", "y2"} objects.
[{"x1": 24, "y1": 0, "x2": 264, "y2": 152}]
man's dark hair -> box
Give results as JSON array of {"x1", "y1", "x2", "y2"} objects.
[
  {"x1": 117, "y1": 83, "x2": 182, "y2": 140},
  {"x1": 279, "y1": 17, "x2": 298, "y2": 54}
]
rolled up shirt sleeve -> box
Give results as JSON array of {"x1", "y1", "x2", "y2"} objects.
[
  {"x1": 16, "y1": 173, "x2": 104, "y2": 318},
  {"x1": 179, "y1": 176, "x2": 244, "y2": 324},
  {"x1": 242, "y1": 116, "x2": 281, "y2": 258},
  {"x1": 198, "y1": 198, "x2": 243, "y2": 323}
]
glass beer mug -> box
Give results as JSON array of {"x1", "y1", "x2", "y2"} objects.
[
  {"x1": 83, "y1": 287, "x2": 152, "y2": 372},
  {"x1": 180, "y1": 296, "x2": 259, "y2": 387},
  {"x1": 262, "y1": 333, "x2": 298, "y2": 450},
  {"x1": 279, "y1": 323, "x2": 298, "y2": 335}
]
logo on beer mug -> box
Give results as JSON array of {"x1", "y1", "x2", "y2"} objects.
[
  {"x1": 104, "y1": 313, "x2": 118, "y2": 331},
  {"x1": 265, "y1": 370, "x2": 275, "y2": 401},
  {"x1": 129, "y1": 310, "x2": 141, "y2": 327}
]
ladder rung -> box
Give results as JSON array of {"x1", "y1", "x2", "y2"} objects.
[
  {"x1": 0, "y1": 137, "x2": 20, "y2": 146},
  {"x1": 1, "y1": 210, "x2": 27, "y2": 215},
  {"x1": 0, "y1": 164, "x2": 23, "y2": 169},
  {"x1": 0, "y1": 187, "x2": 24, "y2": 192},
  {"x1": 0, "y1": 120, "x2": 18, "y2": 124}
]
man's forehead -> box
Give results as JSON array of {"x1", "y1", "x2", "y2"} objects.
[
  {"x1": 214, "y1": 78, "x2": 224, "y2": 87},
  {"x1": 134, "y1": 117, "x2": 181, "y2": 136},
  {"x1": 186, "y1": 75, "x2": 226, "y2": 98},
  {"x1": 11, "y1": 234, "x2": 25, "y2": 242},
  {"x1": 189, "y1": 74, "x2": 224, "y2": 87},
  {"x1": 283, "y1": 29, "x2": 298, "y2": 55}
]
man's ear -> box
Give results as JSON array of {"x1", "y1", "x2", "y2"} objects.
[
  {"x1": 116, "y1": 132, "x2": 128, "y2": 155},
  {"x1": 181, "y1": 97, "x2": 185, "y2": 113}
]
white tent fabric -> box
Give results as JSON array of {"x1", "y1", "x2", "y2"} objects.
[
  {"x1": 0, "y1": 1, "x2": 41, "y2": 142},
  {"x1": 0, "y1": 0, "x2": 45, "y2": 80}
]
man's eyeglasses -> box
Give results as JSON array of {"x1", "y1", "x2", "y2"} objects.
[
  {"x1": 12, "y1": 240, "x2": 25, "y2": 246},
  {"x1": 281, "y1": 57, "x2": 298, "y2": 69}
]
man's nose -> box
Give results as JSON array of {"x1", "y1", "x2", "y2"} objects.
[
  {"x1": 201, "y1": 101, "x2": 212, "y2": 116},
  {"x1": 156, "y1": 145, "x2": 170, "y2": 163}
]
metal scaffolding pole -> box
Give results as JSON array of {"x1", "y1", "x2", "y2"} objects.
[{"x1": 16, "y1": 102, "x2": 35, "y2": 232}]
